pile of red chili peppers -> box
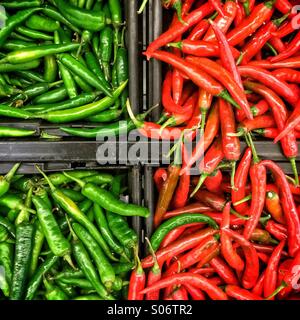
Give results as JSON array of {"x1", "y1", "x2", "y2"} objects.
[{"x1": 127, "y1": 0, "x2": 300, "y2": 300}]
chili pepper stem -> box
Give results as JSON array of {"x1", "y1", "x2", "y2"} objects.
[
  {"x1": 265, "y1": 281, "x2": 287, "y2": 300},
  {"x1": 64, "y1": 254, "x2": 76, "y2": 270},
  {"x1": 245, "y1": 132, "x2": 259, "y2": 163},
  {"x1": 126, "y1": 99, "x2": 142, "y2": 128},
  {"x1": 289, "y1": 158, "x2": 299, "y2": 187},
  {"x1": 145, "y1": 237, "x2": 160, "y2": 274},
  {"x1": 35, "y1": 165, "x2": 56, "y2": 192},
  {"x1": 231, "y1": 161, "x2": 237, "y2": 191},
  {"x1": 62, "y1": 172, "x2": 85, "y2": 188},
  {"x1": 190, "y1": 174, "x2": 208, "y2": 198},
  {"x1": 233, "y1": 194, "x2": 252, "y2": 206},
  {"x1": 230, "y1": 208, "x2": 249, "y2": 220},
  {"x1": 218, "y1": 91, "x2": 241, "y2": 111},
  {"x1": 173, "y1": 0, "x2": 186, "y2": 25},
  {"x1": 5, "y1": 163, "x2": 20, "y2": 182},
  {"x1": 266, "y1": 42, "x2": 277, "y2": 56},
  {"x1": 242, "y1": 0, "x2": 250, "y2": 16}
]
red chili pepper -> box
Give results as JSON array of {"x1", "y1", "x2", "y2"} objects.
[
  {"x1": 141, "y1": 228, "x2": 218, "y2": 268},
  {"x1": 250, "y1": 99, "x2": 269, "y2": 117},
  {"x1": 221, "y1": 202, "x2": 245, "y2": 271},
  {"x1": 243, "y1": 161, "x2": 267, "y2": 240},
  {"x1": 145, "y1": 2, "x2": 215, "y2": 58},
  {"x1": 206, "y1": 212, "x2": 248, "y2": 227},
  {"x1": 253, "y1": 243, "x2": 288, "y2": 257},
  {"x1": 172, "y1": 145, "x2": 191, "y2": 209},
  {"x1": 225, "y1": 285, "x2": 263, "y2": 300},
  {"x1": 265, "y1": 220, "x2": 287, "y2": 241},
  {"x1": 219, "y1": 99, "x2": 241, "y2": 189},
  {"x1": 265, "y1": 190, "x2": 286, "y2": 224},
  {"x1": 140, "y1": 273, "x2": 228, "y2": 300},
  {"x1": 186, "y1": 56, "x2": 252, "y2": 120},
  {"x1": 210, "y1": 20, "x2": 244, "y2": 93},
  {"x1": 272, "y1": 68, "x2": 300, "y2": 83},
  {"x1": 252, "y1": 270, "x2": 266, "y2": 296},
  {"x1": 191, "y1": 137, "x2": 224, "y2": 196},
  {"x1": 195, "y1": 242, "x2": 220, "y2": 268},
  {"x1": 163, "y1": 202, "x2": 213, "y2": 220},
  {"x1": 269, "y1": 33, "x2": 300, "y2": 63},
  {"x1": 209, "y1": 0, "x2": 226, "y2": 17},
  {"x1": 179, "y1": 83, "x2": 196, "y2": 105},
  {"x1": 154, "y1": 168, "x2": 168, "y2": 192},
  {"x1": 232, "y1": 147, "x2": 252, "y2": 214},
  {"x1": 153, "y1": 146, "x2": 181, "y2": 228},
  {"x1": 190, "y1": 267, "x2": 216, "y2": 277},
  {"x1": 204, "y1": 169, "x2": 223, "y2": 194},
  {"x1": 179, "y1": 223, "x2": 206, "y2": 238},
  {"x1": 184, "y1": 283, "x2": 206, "y2": 300},
  {"x1": 275, "y1": 0, "x2": 293, "y2": 15},
  {"x1": 278, "y1": 250, "x2": 300, "y2": 298},
  {"x1": 249, "y1": 56, "x2": 300, "y2": 69},
  {"x1": 168, "y1": 39, "x2": 241, "y2": 59},
  {"x1": 151, "y1": 51, "x2": 237, "y2": 103},
  {"x1": 277, "y1": 259, "x2": 293, "y2": 287},
  {"x1": 198, "y1": 88, "x2": 213, "y2": 133},
  {"x1": 181, "y1": 102, "x2": 220, "y2": 173},
  {"x1": 263, "y1": 240, "x2": 286, "y2": 299},
  {"x1": 224, "y1": 228, "x2": 260, "y2": 289},
  {"x1": 269, "y1": 36, "x2": 286, "y2": 53},
  {"x1": 240, "y1": 15, "x2": 288, "y2": 64},
  {"x1": 226, "y1": 0, "x2": 275, "y2": 46},
  {"x1": 203, "y1": 1, "x2": 238, "y2": 42},
  {"x1": 187, "y1": 20, "x2": 210, "y2": 41},
  {"x1": 239, "y1": 66, "x2": 298, "y2": 105},
  {"x1": 168, "y1": 286, "x2": 189, "y2": 300},
  {"x1": 164, "y1": 235, "x2": 219, "y2": 276},
  {"x1": 244, "y1": 81, "x2": 299, "y2": 185},
  {"x1": 260, "y1": 160, "x2": 300, "y2": 257},
  {"x1": 274, "y1": 101, "x2": 300, "y2": 144},
  {"x1": 160, "y1": 225, "x2": 188, "y2": 248},
  {"x1": 240, "y1": 114, "x2": 276, "y2": 133},
  {"x1": 128, "y1": 251, "x2": 146, "y2": 300},
  {"x1": 250, "y1": 228, "x2": 276, "y2": 245},
  {"x1": 194, "y1": 189, "x2": 226, "y2": 212},
  {"x1": 210, "y1": 256, "x2": 239, "y2": 285},
  {"x1": 234, "y1": 2, "x2": 244, "y2": 27}
]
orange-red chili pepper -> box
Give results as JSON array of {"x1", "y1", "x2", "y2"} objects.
[
  {"x1": 272, "y1": 68, "x2": 300, "y2": 83},
  {"x1": 225, "y1": 285, "x2": 263, "y2": 300},
  {"x1": 265, "y1": 190, "x2": 286, "y2": 224},
  {"x1": 187, "y1": 20, "x2": 210, "y2": 41},
  {"x1": 252, "y1": 270, "x2": 266, "y2": 296},
  {"x1": 154, "y1": 168, "x2": 168, "y2": 192},
  {"x1": 265, "y1": 220, "x2": 287, "y2": 241},
  {"x1": 184, "y1": 283, "x2": 206, "y2": 300},
  {"x1": 194, "y1": 189, "x2": 226, "y2": 212},
  {"x1": 204, "y1": 169, "x2": 223, "y2": 194},
  {"x1": 163, "y1": 202, "x2": 213, "y2": 220},
  {"x1": 210, "y1": 256, "x2": 239, "y2": 285},
  {"x1": 128, "y1": 253, "x2": 146, "y2": 300}
]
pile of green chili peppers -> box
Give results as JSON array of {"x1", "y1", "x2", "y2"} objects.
[
  {"x1": 0, "y1": 0, "x2": 130, "y2": 138},
  {"x1": 0, "y1": 164, "x2": 149, "y2": 300}
]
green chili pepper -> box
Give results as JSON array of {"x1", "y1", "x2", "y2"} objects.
[
  {"x1": 58, "y1": 53, "x2": 112, "y2": 96},
  {"x1": 10, "y1": 223, "x2": 34, "y2": 300},
  {"x1": 25, "y1": 14, "x2": 60, "y2": 32},
  {"x1": 59, "y1": 188, "x2": 85, "y2": 203},
  {"x1": 1, "y1": 1, "x2": 42, "y2": 9},
  {"x1": 85, "y1": 0, "x2": 95, "y2": 9},
  {"x1": 46, "y1": 170, "x2": 99, "y2": 186},
  {"x1": 54, "y1": 269, "x2": 84, "y2": 281},
  {"x1": 15, "y1": 26, "x2": 54, "y2": 41},
  {"x1": 0, "y1": 105, "x2": 34, "y2": 119},
  {"x1": 0, "y1": 163, "x2": 20, "y2": 198},
  {"x1": 77, "y1": 199, "x2": 93, "y2": 214},
  {"x1": 0, "y1": 8, "x2": 41, "y2": 48},
  {"x1": 85, "y1": 51, "x2": 109, "y2": 89},
  {"x1": 60, "y1": 118, "x2": 135, "y2": 138},
  {"x1": 1, "y1": 43, "x2": 80, "y2": 64},
  {"x1": 43, "y1": 276, "x2": 68, "y2": 300},
  {"x1": 44, "y1": 53, "x2": 58, "y2": 83},
  {"x1": 72, "y1": 222, "x2": 116, "y2": 290},
  {"x1": 0, "y1": 60, "x2": 40, "y2": 72},
  {"x1": 28, "y1": 220, "x2": 45, "y2": 277},
  {"x1": 25, "y1": 254, "x2": 59, "y2": 300},
  {"x1": 99, "y1": 26, "x2": 113, "y2": 82},
  {"x1": 72, "y1": 238, "x2": 115, "y2": 299},
  {"x1": 35, "y1": 81, "x2": 127, "y2": 123},
  {"x1": 63, "y1": 173, "x2": 150, "y2": 218},
  {"x1": 87, "y1": 108, "x2": 122, "y2": 123},
  {"x1": 36, "y1": 166, "x2": 117, "y2": 262},
  {"x1": 112, "y1": 262, "x2": 135, "y2": 275},
  {"x1": 83, "y1": 173, "x2": 114, "y2": 185},
  {"x1": 15, "y1": 187, "x2": 33, "y2": 226},
  {"x1": 0, "y1": 242, "x2": 13, "y2": 297},
  {"x1": 11, "y1": 177, "x2": 34, "y2": 193},
  {"x1": 0, "y1": 225, "x2": 9, "y2": 243},
  {"x1": 93, "y1": 203, "x2": 126, "y2": 259},
  {"x1": 150, "y1": 213, "x2": 220, "y2": 251},
  {"x1": 33, "y1": 87, "x2": 67, "y2": 105},
  {"x1": 0, "y1": 193, "x2": 35, "y2": 214},
  {"x1": 72, "y1": 73, "x2": 94, "y2": 93},
  {"x1": 32, "y1": 196, "x2": 73, "y2": 264},
  {"x1": 116, "y1": 47, "x2": 129, "y2": 108},
  {"x1": 56, "y1": 61, "x2": 77, "y2": 99},
  {"x1": 34, "y1": 188, "x2": 52, "y2": 210},
  {"x1": 86, "y1": 206, "x2": 94, "y2": 222},
  {"x1": 42, "y1": 6, "x2": 81, "y2": 33},
  {"x1": 16, "y1": 70, "x2": 45, "y2": 83},
  {"x1": 2, "y1": 40, "x2": 31, "y2": 51},
  {"x1": 92, "y1": 35, "x2": 100, "y2": 57},
  {"x1": 111, "y1": 276, "x2": 123, "y2": 292},
  {"x1": 52, "y1": 0, "x2": 109, "y2": 32},
  {"x1": 0, "y1": 217, "x2": 16, "y2": 239},
  {"x1": 25, "y1": 92, "x2": 99, "y2": 113},
  {"x1": 59, "y1": 277, "x2": 94, "y2": 290},
  {"x1": 55, "y1": 279, "x2": 76, "y2": 297},
  {"x1": 108, "y1": 0, "x2": 122, "y2": 28}
]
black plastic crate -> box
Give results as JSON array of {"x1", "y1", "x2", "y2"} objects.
[{"x1": 0, "y1": 0, "x2": 142, "y2": 137}]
